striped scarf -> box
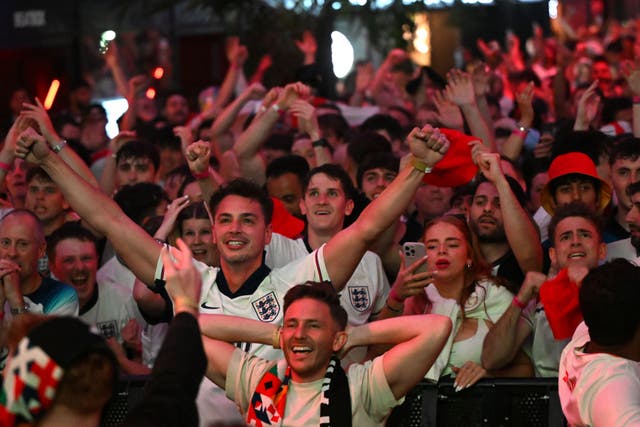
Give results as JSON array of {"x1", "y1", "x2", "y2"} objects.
[{"x1": 246, "y1": 356, "x2": 351, "y2": 427}]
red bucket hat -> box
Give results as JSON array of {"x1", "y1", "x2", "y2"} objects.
[
  {"x1": 422, "y1": 128, "x2": 479, "y2": 187},
  {"x1": 540, "y1": 152, "x2": 611, "y2": 214}
]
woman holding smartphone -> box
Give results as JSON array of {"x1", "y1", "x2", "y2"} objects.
[{"x1": 382, "y1": 215, "x2": 532, "y2": 390}]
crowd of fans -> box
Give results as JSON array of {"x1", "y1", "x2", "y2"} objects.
[{"x1": 1, "y1": 13, "x2": 640, "y2": 427}]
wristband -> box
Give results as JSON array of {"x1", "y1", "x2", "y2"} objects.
[
  {"x1": 385, "y1": 301, "x2": 403, "y2": 314},
  {"x1": 10, "y1": 303, "x2": 30, "y2": 315},
  {"x1": 312, "y1": 138, "x2": 330, "y2": 149},
  {"x1": 52, "y1": 140, "x2": 68, "y2": 153},
  {"x1": 174, "y1": 297, "x2": 199, "y2": 314},
  {"x1": 411, "y1": 156, "x2": 433, "y2": 174},
  {"x1": 633, "y1": 96, "x2": 640, "y2": 104},
  {"x1": 272, "y1": 326, "x2": 281, "y2": 349},
  {"x1": 512, "y1": 128, "x2": 527, "y2": 138},
  {"x1": 192, "y1": 169, "x2": 210, "y2": 180},
  {"x1": 271, "y1": 104, "x2": 286, "y2": 116},
  {"x1": 512, "y1": 295, "x2": 527, "y2": 310},
  {"x1": 0, "y1": 161, "x2": 10, "y2": 172}
]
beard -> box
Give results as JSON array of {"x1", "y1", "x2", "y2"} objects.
[{"x1": 469, "y1": 218, "x2": 507, "y2": 244}]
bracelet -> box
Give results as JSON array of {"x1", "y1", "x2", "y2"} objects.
[
  {"x1": 512, "y1": 128, "x2": 527, "y2": 138},
  {"x1": 512, "y1": 295, "x2": 527, "y2": 310},
  {"x1": 0, "y1": 161, "x2": 10, "y2": 172},
  {"x1": 271, "y1": 104, "x2": 285, "y2": 116},
  {"x1": 411, "y1": 156, "x2": 433, "y2": 174},
  {"x1": 174, "y1": 297, "x2": 199, "y2": 314},
  {"x1": 192, "y1": 169, "x2": 210, "y2": 180},
  {"x1": 10, "y1": 303, "x2": 30, "y2": 315},
  {"x1": 52, "y1": 140, "x2": 68, "y2": 153},
  {"x1": 633, "y1": 96, "x2": 640, "y2": 104},
  {"x1": 312, "y1": 138, "x2": 330, "y2": 149},
  {"x1": 385, "y1": 301, "x2": 403, "y2": 314},
  {"x1": 272, "y1": 326, "x2": 281, "y2": 349}
]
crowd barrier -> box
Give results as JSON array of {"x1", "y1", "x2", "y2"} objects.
[
  {"x1": 387, "y1": 378, "x2": 565, "y2": 427},
  {"x1": 100, "y1": 376, "x2": 565, "y2": 427}
]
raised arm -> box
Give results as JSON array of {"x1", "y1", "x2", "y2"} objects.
[
  {"x1": 481, "y1": 272, "x2": 544, "y2": 369},
  {"x1": 185, "y1": 140, "x2": 225, "y2": 203},
  {"x1": 324, "y1": 125, "x2": 449, "y2": 291},
  {"x1": 210, "y1": 83, "x2": 266, "y2": 140},
  {"x1": 16, "y1": 128, "x2": 161, "y2": 285},
  {"x1": 445, "y1": 70, "x2": 497, "y2": 152},
  {"x1": 233, "y1": 83, "x2": 309, "y2": 185},
  {"x1": 476, "y1": 150, "x2": 543, "y2": 273},
  {"x1": 622, "y1": 59, "x2": 640, "y2": 138},
  {"x1": 345, "y1": 314, "x2": 452, "y2": 399},
  {"x1": 21, "y1": 99, "x2": 98, "y2": 188},
  {"x1": 573, "y1": 80, "x2": 600, "y2": 131},
  {"x1": 501, "y1": 82, "x2": 534, "y2": 161}
]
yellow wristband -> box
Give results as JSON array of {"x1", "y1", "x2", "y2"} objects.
[
  {"x1": 272, "y1": 327, "x2": 281, "y2": 349},
  {"x1": 411, "y1": 156, "x2": 433, "y2": 174}
]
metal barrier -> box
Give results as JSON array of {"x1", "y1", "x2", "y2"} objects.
[
  {"x1": 101, "y1": 376, "x2": 565, "y2": 427},
  {"x1": 386, "y1": 378, "x2": 565, "y2": 427},
  {"x1": 101, "y1": 375, "x2": 149, "y2": 427}
]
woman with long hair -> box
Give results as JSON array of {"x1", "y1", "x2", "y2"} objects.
[{"x1": 384, "y1": 215, "x2": 532, "y2": 389}]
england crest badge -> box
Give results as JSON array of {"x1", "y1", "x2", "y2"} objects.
[
  {"x1": 348, "y1": 286, "x2": 370, "y2": 312},
  {"x1": 252, "y1": 291, "x2": 280, "y2": 322}
]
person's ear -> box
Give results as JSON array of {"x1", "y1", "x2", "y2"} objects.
[
  {"x1": 264, "y1": 223, "x2": 272, "y2": 245},
  {"x1": 332, "y1": 331, "x2": 347, "y2": 353},
  {"x1": 549, "y1": 247, "x2": 556, "y2": 266},
  {"x1": 344, "y1": 199, "x2": 354, "y2": 216},
  {"x1": 598, "y1": 242, "x2": 606, "y2": 261}
]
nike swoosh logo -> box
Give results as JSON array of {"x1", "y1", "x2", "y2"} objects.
[{"x1": 200, "y1": 302, "x2": 220, "y2": 310}]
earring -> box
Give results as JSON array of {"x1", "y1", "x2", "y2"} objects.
[{"x1": 466, "y1": 262, "x2": 472, "y2": 269}]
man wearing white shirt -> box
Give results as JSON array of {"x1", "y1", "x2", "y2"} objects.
[{"x1": 559, "y1": 259, "x2": 640, "y2": 426}]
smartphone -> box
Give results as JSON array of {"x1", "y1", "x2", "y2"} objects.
[{"x1": 402, "y1": 242, "x2": 428, "y2": 273}]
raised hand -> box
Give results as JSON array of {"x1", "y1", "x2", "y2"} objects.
[
  {"x1": 185, "y1": 140, "x2": 211, "y2": 175},
  {"x1": 127, "y1": 75, "x2": 148, "y2": 98},
  {"x1": 161, "y1": 239, "x2": 202, "y2": 315},
  {"x1": 275, "y1": 82, "x2": 311, "y2": 110},
  {"x1": 621, "y1": 58, "x2": 640, "y2": 96},
  {"x1": 226, "y1": 36, "x2": 248, "y2": 67},
  {"x1": 433, "y1": 90, "x2": 464, "y2": 130},
  {"x1": 295, "y1": 30, "x2": 317, "y2": 62},
  {"x1": 21, "y1": 98, "x2": 58, "y2": 143},
  {"x1": 108, "y1": 130, "x2": 137, "y2": 156},
  {"x1": 15, "y1": 127, "x2": 51, "y2": 164},
  {"x1": 515, "y1": 81, "x2": 535, "y2": 128},
  {"x1": 173, "y1": 126, "x2": 194, "y2": 149},
  {"x1": 241, "y1": 83, "x2": 267, "y2": 102},
  {"x1": 289, "y1": 99, "x2": 318, "y2": 137},
  {"x1": 445, "y1": 70, "x2": 476, "y2": 107},
  {"x1": 574, "y1": 80, "x2": 600, "y2": 130},
  {"x1": 474, "y1": 150, "x2": 505, "y2": 184},
  {"x1": 407, "y1": 124, "x2": 450, "y2": 168}
]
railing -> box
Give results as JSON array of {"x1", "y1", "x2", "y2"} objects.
[
  {"x1": 100, "y1": 376, "x2": 566, "y2": 427},
  {"x1": 386, "y1": 378, "x2": 565, "y2": 427}
]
